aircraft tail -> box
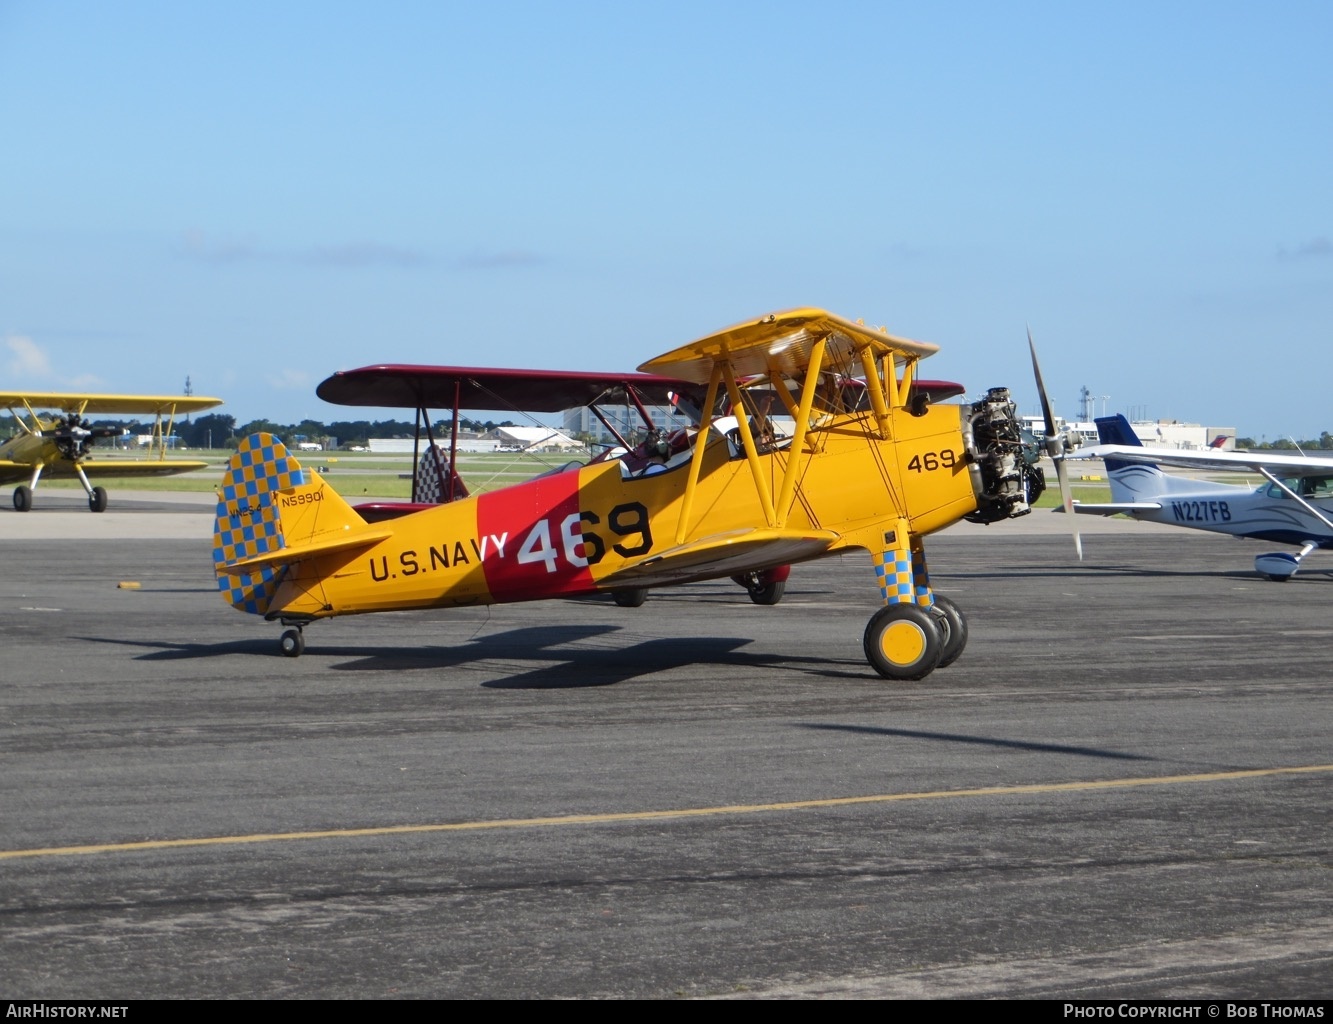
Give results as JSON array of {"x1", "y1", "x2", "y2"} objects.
[
  {"x1": 1093, "y1": 415, "x2": 1170, "y2": 503},
  {"x1": 213, "y1": 433, "x2": 382, "y2": 616}
]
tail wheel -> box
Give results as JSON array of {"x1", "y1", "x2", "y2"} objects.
[
  {"x1": 279, "y1": 628, "x2": 305, "y2": 658},
  {"x1": 13, "y1": 485, "x2": 32, "y2": 512},
  {"x1": 863, "y1": 604, "x2": 942, "y2": 681},
  {"x1": 929, "y1": 594, "x2": 968, "y2": 669},
  {"x1": 88, "y1": 486, "x2": 108, "y2": 513},
  {"x1": 612, "y1": 588, "x2": 648, "y2": 608}
]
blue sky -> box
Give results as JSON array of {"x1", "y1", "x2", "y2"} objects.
[{"x1": 2, "y1": 1, "x2": 1330, "y2": 438}]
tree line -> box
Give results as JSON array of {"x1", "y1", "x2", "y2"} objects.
[{"x1": 0, "y1": 412, "x2": 517, "y2": 448}]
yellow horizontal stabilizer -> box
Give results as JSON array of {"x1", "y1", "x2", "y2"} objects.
[
  {"x1": 598, "y1": 527, "x2": 838, "y2": 588},
  {"x1": 0, "y1": 391, "x2": 223, "y2": 415},
  {"x1": 216, "y1": 528, "x2": 394, "y2": 576},
  {"x1": 637, "y1": 308, "x2": 938, "y2": 384}
]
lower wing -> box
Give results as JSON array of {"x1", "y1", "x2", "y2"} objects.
[{"x1": 597, "y1": 527, "x2": 839, "y2": 588}]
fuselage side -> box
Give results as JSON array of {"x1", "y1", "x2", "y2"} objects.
[{"x1": 265, "y1": 403, "x2": 981, "y2": 620}]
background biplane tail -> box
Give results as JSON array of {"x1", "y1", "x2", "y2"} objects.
[{"x1": 213, "y1": 433, "x2": 385, "y2": 615}]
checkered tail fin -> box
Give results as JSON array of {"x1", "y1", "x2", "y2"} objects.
[{"x1": 212, "y1": 432, "x2": 374, "y2": 615}]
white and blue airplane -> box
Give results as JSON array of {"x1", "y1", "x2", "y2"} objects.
[{"x1": 1068, "y1": 415, "x2": 1333, "y2": 581}]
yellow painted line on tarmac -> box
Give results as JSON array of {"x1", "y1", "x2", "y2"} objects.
[{"x1": 5, "y1": 763, "x2": 1330, "y2": 861}]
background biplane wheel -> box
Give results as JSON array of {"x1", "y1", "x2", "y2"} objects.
[
  {"x1": 88, "y1": 486, "x2": 108, "y2": 513},
  {"x1": 279, "y1": 628, "x2": 305, "y2": 658},
  {"x1": 863, "y1": 605, "x2": 942, "y2": 681},
  {"x1": 929, "y1": 595, "x2": 968, "y2": 669},
  {"x1": 612, "y1": 588, "x2": 648, "y2": 608},
  {"x1": 13, "y1": 485, "x2": 32, "y2": 512}
]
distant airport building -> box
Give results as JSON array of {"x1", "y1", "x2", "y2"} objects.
[
  {"x1": 1022, "y1": 415, "x2": 1235, "y2": 451},
  {"x1": 563, "y1": 403, "x2": 693, "y2": 445},
  {"x1": 368, "y1": 437, "x2": 502, "y2": 453},
  {"x1": 493, "y1": 426, "x2": 583, "y2": 452}
]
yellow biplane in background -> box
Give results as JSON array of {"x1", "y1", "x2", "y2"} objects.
[
  {"x1": 1, "y1": 391, "x2": 223, "y2": 512},
  {"x1": 213, "y1": 308, "x2": 1042, "y2": 680}
]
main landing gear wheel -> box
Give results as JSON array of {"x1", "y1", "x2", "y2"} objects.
[
  {"x1": 746, "y1": 580, "x2": 785, "y2": 605},
  {"x1": 13, "y1": 485, "x2": 32, "y2": 512},
  {"x1": 863, "y1": 604, "x2": 942, "y2": 681},
  {"x1": 929, "y1": 594, "x2": 968, "y2": 669},
  {"x1": 279, "y1": 628, "x2": 305, "y2": 658},
  {"x1": 731, "y1": 571, "x2": 787, "y2": 606},
  {"x1": 612, "y1": 587, "x2": 648, "y2": 608},
  {"x1": 88, "y1": 486, "x2": 108, "y2": 513}
]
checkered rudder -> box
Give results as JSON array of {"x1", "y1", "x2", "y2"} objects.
[{"x1": 212, "y1": 433, "x2": 308, "y2": 615}]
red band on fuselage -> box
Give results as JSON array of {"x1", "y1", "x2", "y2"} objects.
[{"x1": 478, "y1": 468, "x2": 597, "y2": 602}]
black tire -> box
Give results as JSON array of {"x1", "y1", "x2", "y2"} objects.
[
  {"x1": 863, "y1": 604, "x2": 942, "y2": 681},
  {"x1": 929, "y1": 594, "x2": 968, "y2": 668},
  {"x1": 747, "y1": 580, "x2": 785, "y2": 605},
  {"x1": 279, "y1": 628, "x2": 305, "y2": 658},
  {"x1": 88, "y1": 486, "x2": 108, "y2": 513},
  {"x1": 612, "y1": 587, "x2": 648, "y2": 608},
  {"x1": 13, "y1": 485, "x2": 31, "y2": 512}
]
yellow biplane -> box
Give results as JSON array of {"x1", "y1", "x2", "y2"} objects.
[
  {"x1": 0, "y1": 391, "x2": 222, "y2": 512},
  {"x1": 213, "y1": 308, "x2": 1042, "y2": 679}
]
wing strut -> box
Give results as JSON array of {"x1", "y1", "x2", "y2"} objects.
[
  {"x1": 856, "y1": 344, "x2": 891, "y2": 438},
  {"x1": 774, "y1": 337, "x2": 826, "y2": 527},
  {"x1": 676, "y1": 363, "x2": 723, "y2": 545},
  {"x1": 721, "y1": 356, "x2": 776, "y2": 528}
]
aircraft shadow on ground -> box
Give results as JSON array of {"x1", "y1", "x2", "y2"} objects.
[
  {"x1": 944, "y1": 565, "x2": 1271, "y2": 581},
  {"x1": 798, "y1": 722, "x2": 1155, "y2": 761},
  {"x1": 75, "y1": 623, "x2": 853, "y2": 688}
]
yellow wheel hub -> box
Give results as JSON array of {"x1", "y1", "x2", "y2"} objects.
[{"x1": 878, "y1": 619, "x2": 927, "y2": 666}]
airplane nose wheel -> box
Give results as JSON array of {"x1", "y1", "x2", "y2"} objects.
[
  {"x1": 279, "y1": 627, "x2": 305, "y2": 658},
  {"x1": 863, "y1": 604, "x2": 942, "y2": 680}
]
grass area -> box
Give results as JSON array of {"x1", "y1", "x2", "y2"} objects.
[
  {"x1": 1034, "y1": 482, "x2": 1112, "y2": 508},
  {"x1": 35, "y1": 450, "x2": 582, "y2": 498}
]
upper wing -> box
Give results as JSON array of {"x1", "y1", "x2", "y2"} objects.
[
  {"x1": 1072, "y1": 444, "x2": 1333, "y2": 475},
  {"x1": 0, "y1": 392, "x2": 223, "y2": 416},
  {"x1": 595, "y1": 527, "x2": 839, "y2": 588},
  {"x1": 315, "y1": 365, "x2": 701, "y2": 412},
  {"x1": 637, "y1": 307, "x2": 938, "y2": 384}
]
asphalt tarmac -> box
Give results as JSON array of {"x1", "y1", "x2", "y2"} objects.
[{"x1": 2, "y1": 495, "x2": 1330, "y2": 999}]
